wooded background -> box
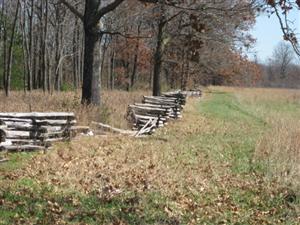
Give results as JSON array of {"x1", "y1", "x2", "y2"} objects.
[{"x1": 1, "y1": 0, "x2": 298, "y2": 105}]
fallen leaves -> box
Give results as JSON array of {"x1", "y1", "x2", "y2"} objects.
[{"x1": 1, "y1": 92, "x2": 299, "y2": 224}]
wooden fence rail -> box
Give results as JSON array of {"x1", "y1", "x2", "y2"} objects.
[
  {"x1": 0, "y1": 112, "x2": 86, "y2": 151},
  {"x1": 127, "y1": 90, "x2": 201, "y2": 135},
  {"x1": 0, "y1": 90, "x2": 201, "y2": 151}
]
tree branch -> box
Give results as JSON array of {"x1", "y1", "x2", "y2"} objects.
[
  {"x1": 138, "y1": 0, "x2": 159, "y2": 3},
  {"x1": 59, "y1": 0, "x2": 83, "y2": 21},
  {"x1": 101, "y1": 30, "x2": 152, "y2": 39},
  {"x1": 96, "y1": 0, "x2": 125, "y2": 21},
  {"x1": 163, "y1": 10, "x2": 185, "y2": 25},
  {"x1": 273, "y1": 4, "x2": 300, "y2": 56}
]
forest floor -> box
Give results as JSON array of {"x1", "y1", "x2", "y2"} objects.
[{"x1": 0, "y1": 87, "x2": 300, "y2": 224}]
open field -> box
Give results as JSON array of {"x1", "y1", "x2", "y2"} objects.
[{"x1": 0, "y1": 87, "x2": 299, "y2": 224}]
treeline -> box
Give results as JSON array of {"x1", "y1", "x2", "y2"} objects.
[
  {"x1": 258, "y1": 63, "x2": 300, "y2": 89},
  {"x1": 255, "y1": 42, "x2": 300, "y2": 89},
  {"x1": 0, "y1": 0, "x2": 259, "y2": 104}
]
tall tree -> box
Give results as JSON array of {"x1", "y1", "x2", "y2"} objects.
[
  {"x1": 60, "y1": 0, "x2": 125, "y2": 105},
  {"x1": 272, "y1": 42, "x2": 295, "y2": 78},
  {"x1": 4, "y1": 0, "x2": 20, "y2": 96},
  {"x1": 0, "y1": 0, "x2": 258, "y2": 95}
]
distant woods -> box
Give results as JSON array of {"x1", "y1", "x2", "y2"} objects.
[
  {"x1": 257, "y1": 42, "x2": 300, "y2": 89},
  {"x1": 0, "y1": 0, "x2": 260, "y2": 105}
]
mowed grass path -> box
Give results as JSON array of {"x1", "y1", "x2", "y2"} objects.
[{"x1": 0, "y1": 88, "x2": 299, "y2": 224}]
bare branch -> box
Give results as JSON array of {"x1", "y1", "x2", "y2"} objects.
[
  {"x1": 101, "y1": 30, "x2": 152, "y2": 39},
  {"x1": 96, "y1": 0, "x2": 125, "y2": 21},
  {"x1": 138, "y1": 0, "x2": 159, "y2": 3},
  {"x1": 273, "y1": 5, "x2": 300, "y2": 56},
  {"x1": 163, "y1": 10, "x2": 185, "y2": 25},
  {"x1": 59, "y1": 0, "x2": 83, "y2": 21}
]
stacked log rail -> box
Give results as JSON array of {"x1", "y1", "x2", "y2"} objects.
[
  {"x1": 162, "y1": 91, "x2": 187, "y2": 106},
  {"x1": 0, "y1": 112, "x2": 79, "y2": 151},
  {"x1": 181, "y1": 89, "x2": 202, "y2": 97},
  {"x1": 143, "y1": 95, "x2": 184, "y2": 119},
  {"x1": 128, "y1": 105, "x2": 169, "y2": 130},
  {"x1": 127, "y1": 91, "x2": 188, "y2": 135}
]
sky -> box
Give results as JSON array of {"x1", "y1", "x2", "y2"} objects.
[{"x1": 250, "y1": 10, "x2": 300, "y2": 64}]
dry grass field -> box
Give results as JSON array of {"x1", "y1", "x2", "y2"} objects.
[
  {"x1": 219, "y1": 87, "x2": 300, "y2": 190},
  {"x1": 0, "y1": 87, "x2": 299, "y2": 224},
  {"x1": 0, "y1": 90, "x2": 149, "y2": 128}
]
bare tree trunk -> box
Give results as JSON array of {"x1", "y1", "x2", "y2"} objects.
[
  {"x1": 182, "y1": 57, "x2": 190, "y2": 91},
  {"x1": 20, "y1": 1, "x2": 29, "y2": 92},
  {"x1": 21, "y1": 29, "x2": 27, "y2": 93},
  {"x1": 130, "y1": 23, "x2": 141, "y2": 89},
  {"x1": 61, "y1": 0, "x2": 125, "y2": 105},
  {"x1": 153, "y1": 19, "x2": 164, "y2": 96},
  {"x1": 73, "y1": 18, "x2": 79, "y2": 89},
  {"x1": 33, "y1": 34, "x2": 39, "y2": 89},
  {"x1": 37, "y1": 0, "x2": 43, "y2": 89},
  {"x1": 80, "y1": 30, "x2": 84, "y2": 86},
  {"x1": 1, "y1": 0, "x2": 7, "y2": 90},
  {"x1": 82, "y1": 27, "x2": 101, "y2": 105},
  {"x1": 100, "y1": 36, "x2": 108, "y2": 89},
  {"x1": 0, "y1": 1, "x2": 3, "y2": 89},
  {"x1": 106, "y1": 46, "x2": 110, "y2": 89},
  {"x1": 180, "y1": 49, "x2": 185, "y2": 90},
  {"x1": 110, "y1": 49, "x2": 115, "y2": 90},
  {"x1": 28, "y1": 0, "x2": 34, "y2": 91},
  {"x1": 5, "y1": 0, "x2": 20, "y2": 96},
  {"x1": 47, "y1": 52, "x2": 51, "y2": 92},
  {"x1": 149, "y1": 59, "x2": 153, "y2": 89},
  {"x1": 123, "y1": 60, "x2": 130, "y2": 91},
  {"x1": 2, "y1": 35, "x2": 7, "y2": 90},
  {"x1": 54, "y1": 40, "x2": 61, "y2": 91},
  {"x1": 170, "y1": 67, "x2": 176, "y2": 89},
  {"x1": 54, "y1": 7, "x2": 63, "y2": 91},
  {"x1": 41, "y1": 0, "x2": 49, "y2": 92}
]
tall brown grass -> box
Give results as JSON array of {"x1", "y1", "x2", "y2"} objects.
[
  {"x1": 3, "y1": 86, "x2": 300, "y2": 191},
  {"x1": 255, "y1": 119, "x2": 300, "y2": 190},
  {"x1": 0, "y1": 90, "x2": 149, "y2": 128},
  {"x1": 212, "y1": 86, "x2": 300, "y2": 105},
  {"x1": 13, "y1": 99, "x2": 213, "y2": 195},
  {"x1": 221, "y1": 86, "x2": 300, "y2": 190}
]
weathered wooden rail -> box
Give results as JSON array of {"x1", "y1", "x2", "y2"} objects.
[
  {"x1": 127, "y1": 90, "x2": 201, "y2": 135},
  {"x1": 0, "y1": 112, "x2": 87, "y2": 151},
  {"x1": 0, "y1": 90, "x2": 201, "y2": 150}
]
